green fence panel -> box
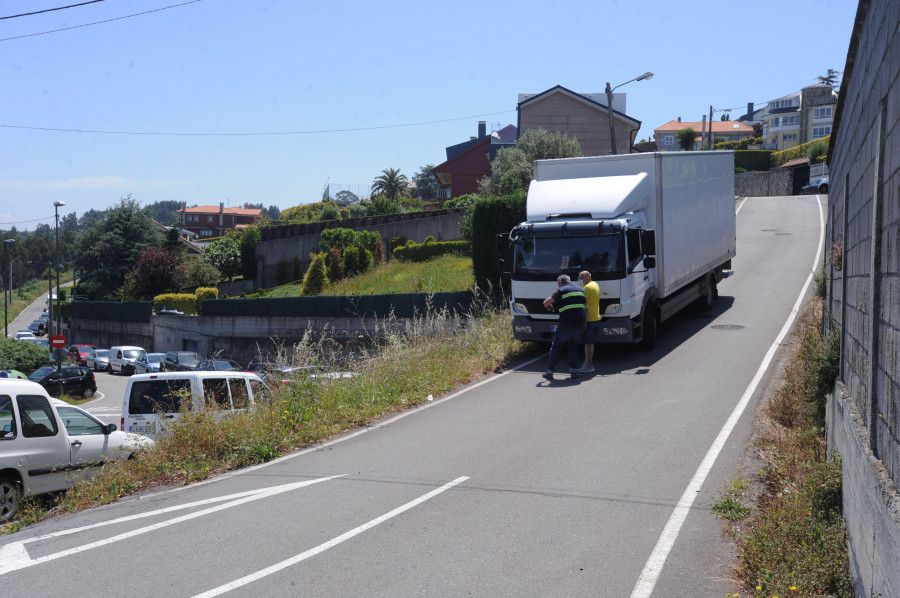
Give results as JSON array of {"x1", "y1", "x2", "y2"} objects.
[
  {"x1": 201, "y1": 292, "x2": 476, "y2": 319},
  {"x1": 72, "y1": 301, "x2": 153, "y2": 323}
]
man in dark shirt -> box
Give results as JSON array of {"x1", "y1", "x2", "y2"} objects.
[{"x1": 541, "y1": 274, "x2": 587, "y2": 381}]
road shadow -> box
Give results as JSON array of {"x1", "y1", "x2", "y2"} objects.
[{"x1": 525, "y1": 294, "x2": 738, "y2": 383}]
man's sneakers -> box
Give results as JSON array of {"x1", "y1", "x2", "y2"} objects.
[
  {"x1": 542, "y1": 371, "x2": 554, "y2": 382},
  {"x1": 579, "y1": 364, "x2": 596, "y2": 373}
]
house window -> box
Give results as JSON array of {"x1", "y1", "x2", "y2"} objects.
[
  {"x1": 771, "y1": 99, "x2": 794, "y2": 109},
  {"x1": 813, "y1": 106, "x2": 832, "y2": 120},
  {"x1": 783, "y1": 134, "x2": 797, "y2": 141},
  {"x1": 781, "y1": 116, "x2": 799, "y2": 127},
  {"x1": 200, "y1": 229, "x2": 212, "y2": 237},
  {"x1": 664, "y1": 135, "x2": 674, "y2": 145},
  {"x1": 812, "y1": 126, "x2": 831, "y2": 139},
  {"x1": 770, "y1": 117, "x2": 781, "y2": 129}
]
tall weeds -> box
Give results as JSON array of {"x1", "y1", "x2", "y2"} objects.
[
  {"x1": 732, "y1": 298, "x2": 852, "y2": 597},
  {"x1": 36, "y1": 300, "x2": 526, "y2": 521}
]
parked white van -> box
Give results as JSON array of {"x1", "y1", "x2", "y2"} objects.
[
  {"x1": 121, "y1": 371, "x2": 269, "y2": 436},
  {"x1": 109, "y1": 346, "x2": 146, "y2": 375},
  {"x1": 0, "y1": 380, "x2": 153, "y2": 523}
]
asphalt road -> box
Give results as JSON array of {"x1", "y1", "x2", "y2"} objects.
[{"x1": 0, "y1": 195, "x2": 825, "y2": 597}]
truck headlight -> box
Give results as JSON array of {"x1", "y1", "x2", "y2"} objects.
[
  {"x1": 513, "y1": 302, "x2": 529, "y2": 314},
  {"x1": 604, "y1": 303, "x2": 621, "y2": 315}
]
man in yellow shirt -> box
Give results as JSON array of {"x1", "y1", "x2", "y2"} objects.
[{"x1": 578, "y1": 270, "x2": 601, "y2": 373}]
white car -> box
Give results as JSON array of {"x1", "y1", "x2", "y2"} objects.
[
  {"x1": 14, "y1": 331, "x2": 34, "y2": 341},
  {"x1": 0, "y1": 380, "x2": 154, "y2": 523}
]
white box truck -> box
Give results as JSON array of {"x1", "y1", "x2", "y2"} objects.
[{"x1": 507, "y1": 151, "x2": 736, "y2": 349}]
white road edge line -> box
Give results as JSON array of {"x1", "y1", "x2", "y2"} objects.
[
  {"x1": 630, "y1": 195, "x2": 825, "y2": 598},
  {"x1": 0, "y1": 475, "x2": 344, "y2": 576},
  {"x1": 192, "y1": 475, "x2": 470, "y2": 598}
]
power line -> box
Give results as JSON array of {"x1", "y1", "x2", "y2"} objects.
[
  {"x1": 1, "y1": 1, "x2": 107, "y2": 21},
  {"x1": 0, "y1": 215, "x2": 57, "y2": 225},
  {"x1": 0, "y1": 110, "x2": 515, "y2": 136},
  {"x1": 0, "y1": 0, "x2": 202, "y2": 42}
]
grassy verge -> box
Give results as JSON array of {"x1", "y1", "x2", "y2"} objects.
[
  {"x1": 2, "y1": 300, "x2": 527, "y2": 532},
  {"x1": 715, "y1": 298, "x2": 852, "y2": 597},
  {"x1": 255, "y1": 255, "x2": 474, "y2": 297}
]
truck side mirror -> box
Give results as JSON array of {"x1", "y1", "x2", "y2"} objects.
[
  {"x1": 644, "y1": 256, "x2": 656, "y2": 269},
  {"x1": 641, "y1": 229, "x2": 657, "y2": 256}
]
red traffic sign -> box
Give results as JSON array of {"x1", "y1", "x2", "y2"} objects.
[{"x1": 50, "y1": 334, "x2": 67, "y2": 349}]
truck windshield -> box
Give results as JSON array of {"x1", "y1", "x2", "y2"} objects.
[{"x1": 513, "y1": 233, "x2": 624, "y2": 279}]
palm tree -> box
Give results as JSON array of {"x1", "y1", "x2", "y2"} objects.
[{"x1": 371, "y1": 168, "x2": 408, "y2": 200}]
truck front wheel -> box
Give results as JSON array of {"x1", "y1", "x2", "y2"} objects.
[{"x1": 638, "y1": 306, "x2": 657, "y2": 351}]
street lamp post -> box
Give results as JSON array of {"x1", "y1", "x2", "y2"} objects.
[
  {"x1": 2, "y1": 238, "x2": 14, "y2": 338},
  {"x1": 605, "y1": 71, "x2": 654, "y2": 155},
  {"x1": 54, "y1": 201, "x2": 65, "y2": 397}
]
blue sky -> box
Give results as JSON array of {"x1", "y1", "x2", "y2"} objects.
[{"x1": 1, "y1": 0, "x2": 858, "y2": 229}]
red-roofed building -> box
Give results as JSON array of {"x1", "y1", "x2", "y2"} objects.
[
  {"x1": 175, "y1": 202, "x2": 264, "y2": 238},
  {"x1": 654, "y1": 119, "x2": 755, "y2": 151}
]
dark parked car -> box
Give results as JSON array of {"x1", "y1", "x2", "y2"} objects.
[
  {"x1": 801, "y1": 176, "x2": 829, "y2": 195},
  {"x1": 28, "y1": 365, "x2": 97, "y2": 398},
  {"x1": 196, "y1": 359, "x2": 243, "y2": 372},
  {"x1": 66, "y1": 344, "x2": 96, "y2": 366},
  {"x1": 161, "y1": 351, "x2": 203, "y2": 372}
]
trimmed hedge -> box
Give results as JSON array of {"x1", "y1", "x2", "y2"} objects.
[
  {"x1": 734, "y1": 150, "x2": 773, "y2": 172},
  {"x1": 772, "y1": 135, "x2": 831, "y2": 167},
  {"x1": 153, "y1": 293, "x2": 199, "y2": 315},
  {"x1": 715, "y1": 137, "x2": 763, "y2": 151},
  {"x1": 196, "y1": 287, "x2": 218, "y2": 301},
  {"x1": 392, "y1": 238, "x2": 469, "y2": 262},
  {"x1": 470, "y1": 191, "x2": 527, "y2": 297}
]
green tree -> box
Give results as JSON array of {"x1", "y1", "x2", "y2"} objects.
[
  {"x1": 185, "y1": 258, "x2": 221, "y2": 288},
  {"x1": 239, "y1": 226, "x2": 261, "y2": 279},
  {"x1": 318, "y1": 203, "x2": 341, "y2": 221},
  {"x1": 816, "y1": 69, "x2": 841, "y2": 86},
  {"x1": 677, "y1": 128, "x2": 699, "y2": 151},
  {"x1": 371, "y1": 168, "x2": 409, "y2": 200},
  {"x1": 203, "y1": 237, "x2": 242, "y2": 281},
  {"x1": 478, "y1": 129, "x2": 581, "y2": 196},
  {"x1": 74, "y1": 195, "x2": 160, "y2": 297},
  {"x1": 720, "y1": 113, "x2": 731, "y2": 121},
  {"x1": 163, "y1": 227, "x2": 182, "y2": 252},
  {"x1": 143, "y1": 200, "x2": 182, "y2": 226},
  {"x1": 300, "y1": 252, "x2": 328, "y2": 295},
  {"x1": 333, "y1": 190, "x2": 359, "y2": 206},
  {"x1": 412, "y1": 164, "x2": 439, "y2": 201},
  {"x1": 365, "y1": 194, "x2": 403, "y2": 216}
]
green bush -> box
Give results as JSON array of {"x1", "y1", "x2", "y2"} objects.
[
  {"x1": 389, "y1": 236, "x2": 408, "y2": 252},
  {"x1": 0, "y1": 337, "x2": 51, "y2": 372},
  {"x1": 196, "y1": 287, "x2": 218, "y2": 301},
  {"x1": 734, "y1": 150, "x2": 773, "y2": 172},
  {"x1": 153, "y1": 293, "x2": 199, "y2": 315},
  {"x1": 300, "y1": 252, "x2": 328, "y2": 296},
  {"x1": 772, "y1": 135, "x2": 831, "y2": 167},
  {"x1": 715, "y1": 136, "x2": 763, "y2": 150},
  {"x1": 471, "y1": 191, "x2": 527, "y2": 296},
  {"x1": 393, "y1": 239, "x2": 470, "y2": 262}
]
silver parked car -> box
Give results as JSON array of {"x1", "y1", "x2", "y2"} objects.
[
  {"x1": 85, "y1": 349, "x2": 110, "y2": 372},
  {"x1": 133, "y1": 352, "x2": 165, "y2": 375}
]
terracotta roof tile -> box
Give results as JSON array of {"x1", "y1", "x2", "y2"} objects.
[
  {"x1": 654, "y1": 120, "x2": 754, "y2": 133},
  {"x1": 176, "y1": 206, "x2": 263, "y2": 216}
]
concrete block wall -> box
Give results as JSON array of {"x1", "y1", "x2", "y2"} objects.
[
  {"x1": 825, "y1": 1, "x2": 900, "y2": 595},
  {"x1": 734, "y1": 170, "x2": 791, "y2": 197}
]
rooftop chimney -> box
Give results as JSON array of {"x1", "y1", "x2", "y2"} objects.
[
  {"x1": 747, "y1": 102, "x2": 754, "y2": 119},
  {"x1": 219, "y1": 202, "x2": 224, "y2": 213},
  {"x1": 478, "y1": 121, "x2": 486, "y2": 138},
  {"x1": 677, "y1": 117, "x2": 681, "y2": 123}
]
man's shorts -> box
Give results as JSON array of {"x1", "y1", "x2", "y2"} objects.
[{"x1": 582, "y1": 320, "x2": 601, "y2": 344}]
